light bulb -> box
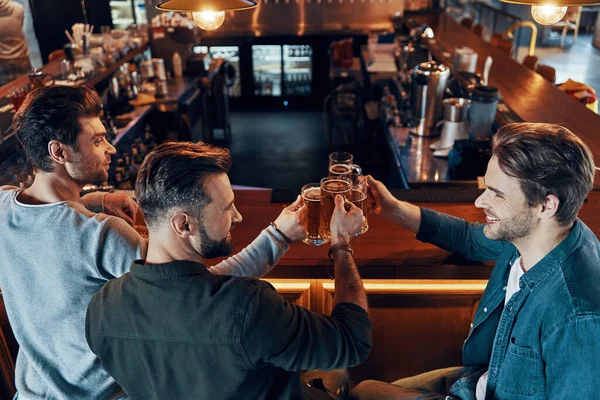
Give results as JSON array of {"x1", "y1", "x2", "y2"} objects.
[
  {"x1": 192, "y1": 11, "x2": 226, "y2": 30},
  {"x1": 531, "y1": 5, "x2": 568, "y2": 25}
]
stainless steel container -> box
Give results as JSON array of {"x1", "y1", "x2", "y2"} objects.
[
  {"x1": 411, "y1": 61, "x2": 450, "y2": 137},
  {"x1": 140, "y1": 60, "x2": 154, "y2": 80},
  {"x1": 453, "y1": 46, "x2": 478, "y2": 74},
  {"x1": 442, "y1": 97, "x2": 470, "y2": 122}
]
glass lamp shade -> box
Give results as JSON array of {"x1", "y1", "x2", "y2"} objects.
[
  {"x1": 192, "y1": 11, "x2": 226, "y2": 30},
  {"x1": 530, "y1": 5, "x2": 568, "y2": 25}
]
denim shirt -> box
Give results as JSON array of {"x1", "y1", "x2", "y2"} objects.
[{"x1": 417, "y1": 208, "x2": 600, "y2": 399}]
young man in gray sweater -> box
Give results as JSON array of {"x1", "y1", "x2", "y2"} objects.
[{"x1": 0, "y1": 86, "x2": 305, "y2": 399}]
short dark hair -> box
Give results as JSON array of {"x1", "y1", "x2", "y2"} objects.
[
  {"x1": 13, "y1": 86, "x2": 103, "y2": 172},
  {"x1": 492, "y1": 123, "x2": 595, "y2": 226},
  {"x1": 135, "y1": 141, "x2": 231, "y2": 227}
]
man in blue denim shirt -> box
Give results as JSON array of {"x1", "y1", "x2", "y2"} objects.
[{"x1": 351, "y1": 123, "x2": 599, "y2": 400}]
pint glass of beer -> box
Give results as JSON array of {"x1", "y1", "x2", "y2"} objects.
[
  {"x1": 319, "y1": 176, "x2": 352, "y2": 241},
  {"x1": 301, "y1": 183, "x2": 328, "y2": 246},
  {"x1": 328, "y1": 152, "x2": 362, "y2": 181},
  {"x1": 349, "y1": 177, "x2": 369, "y2": 236}
]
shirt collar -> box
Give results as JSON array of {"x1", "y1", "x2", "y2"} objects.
[
  {"x1": 520, "y1": 219, "x2": 582, "y2": 290},
  {"x1": 130, "y1": 260, "x2": 210, "y2": 280}
]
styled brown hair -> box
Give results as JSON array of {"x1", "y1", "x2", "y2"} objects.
[
  {"x1": 13, "y1": 86, "x2": 103, "y2": 172},
  {"x1": 135, "y1": 141, "x2": 231, "y2": 227},
  {"x1": 492, "y1": 123, "x2": 594, "y2": 226}
]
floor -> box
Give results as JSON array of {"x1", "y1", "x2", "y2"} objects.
[
  {"x1": 516, "y1": 32, "x2": 600, "y2": 95},
  {"x1": 220, "y1": 110, "x2": 402, "y2": 191}
]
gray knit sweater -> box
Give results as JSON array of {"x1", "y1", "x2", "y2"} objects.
[{"x1": 0, "y1": 186, "x2": 288, "y2": 399}]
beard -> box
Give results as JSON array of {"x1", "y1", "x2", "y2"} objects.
[
  {"x1": 68, "y1": 153, "x2": 108, "y2": 186},
  {"x1": 198, "y1": 224, "x2": 234, "y2": 259},
  {"x1": 483, "y1": 207, "x2": 536, "y2": 242}
]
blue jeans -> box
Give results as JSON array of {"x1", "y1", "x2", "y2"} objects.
[{"x1": 350, "y1": 366, "x2": 486, "y2": 400}]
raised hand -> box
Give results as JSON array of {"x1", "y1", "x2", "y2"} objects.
[
  {"x1": 273, "y1": 195, "x2": 308, "y2": 242},
  {"x1": 330, "y1": 194, "x2": 364, "y2": 245}
]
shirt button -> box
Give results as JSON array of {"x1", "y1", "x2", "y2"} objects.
[
  {"x1": 503, "y1": 286, "x2": 507, "y2": 291},
  {"x1": 484, "y1": 307, "x2": 488, "y2": 312},
  {"x1": 470, "y1": 323, "x2": 473, "y2": 328}
]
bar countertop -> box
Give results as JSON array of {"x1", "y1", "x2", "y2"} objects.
[{"x1": 209, "y1": 189, "x2": 600, "y2": 279}]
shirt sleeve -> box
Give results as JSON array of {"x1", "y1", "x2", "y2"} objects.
[
  {"x1": 94, "y1": 216, "x2": 147, "y2": 279},
  {"x1": 240, "y1": 282, "x2": 372, "y2": 371},
  {"x1": 208, "y1": 225, "x2": 288, "y2": 278},
  {"x1": 543, "y1": 314, "x2": 600, "y2": 399},
  {"x1": 417, "y1": 207, "x2": 508, "y2": 263}
]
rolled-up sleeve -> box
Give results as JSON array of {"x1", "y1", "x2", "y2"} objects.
[{"x1": 240, "y1": 283, "x2": 372, "y2": 372}]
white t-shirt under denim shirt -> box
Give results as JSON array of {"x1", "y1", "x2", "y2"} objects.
[{"x1": 476, "y1": 256, "x2": 525, "y2": 400}]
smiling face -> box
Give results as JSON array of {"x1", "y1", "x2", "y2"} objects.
[
  {"x1": 64, "y1": 116, "x2": 116, "y2": 185},
  {"x1": 474, "y1": 156, "x2": 537, "y2": 243},
  {"x1": 190, "y1": 173, "x2": 242, "y2": 259}
]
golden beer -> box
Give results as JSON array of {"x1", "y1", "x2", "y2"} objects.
[
  {"x1": 319, "y1": 176, "x2": 352, "y2": 241},
  {"x1": 301, "y1": 184, "x2": 328, "y2": 246}
]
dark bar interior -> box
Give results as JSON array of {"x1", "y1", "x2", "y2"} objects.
[{"x1": 1, "y1": 0, "x2": 600, "y2": 398}]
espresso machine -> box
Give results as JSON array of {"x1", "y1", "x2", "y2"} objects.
[{"x1": 410, "y1": 61, "x2": 450, "y2": 137}]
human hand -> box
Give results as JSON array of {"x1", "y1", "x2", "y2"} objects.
[
  {"x1": 273, "y1": 195, "x2": 307, "y2": 242},
  {"x1": 330, "y1": 194, "x2": 364, "y2": 245},
  {"x1": 366, "y1": 175, "x2": 400, "y2": 221},
  {"x1": 102, "y1": 192, "x2": 139, "y2": 226}
]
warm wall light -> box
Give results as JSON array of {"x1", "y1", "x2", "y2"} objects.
[
  {"x1": 157, "y1": 0, "x2": 257, "y2": 30},
  {"x1": 500, "y1": 0, "x2": 600, "y2": 26}
]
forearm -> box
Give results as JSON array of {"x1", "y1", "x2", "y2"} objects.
[
  {"x1": 208, "y1": 225, "x2": 288, "y2": 278},
  {"x1": 387, "y1": 200, "x2": 421, "y2": 234},
  {"x1": 333, "y1": 251, "x2": 368, "y2": 312},
  {"x1": 80, "y1": 191, "x2": 105, "y2": 213}
]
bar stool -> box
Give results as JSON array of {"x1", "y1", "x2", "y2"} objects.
[
  {"x1": 536, "y1": 65, "x2": 556, "y2": 84},
  {"x1": 461, "y1": 18, "x2": 473, "y2": 29},
  {"x1": 473, "y1": 24, "x2": 485, "y2": 38},
  {"x1": 48, "y1": 49, "x2": 65, "y2": 62},
  {"x1": 522, "y1": 55, "x2": 538, "y2": 70},
  {"x1": 490, "y1": 34, "x2": 514, "y2": 57}
]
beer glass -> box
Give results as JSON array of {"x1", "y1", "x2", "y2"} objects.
[
  {"x1": 319, "y1": 176, "x2": 352, "y2": 241},
  {"x1": 301, "y1": 183, "x2": 328, "y2": 246},
  {"x1": 328, "y1": 151, "x2": 362, "y2": 182},
  {"x1": 349, "y1": 177, "x2": 369, "y2": 236}
]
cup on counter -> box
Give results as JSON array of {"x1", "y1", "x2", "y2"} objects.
[
  {"x1": 301, "y1": 183, "x2": 328, "y2": 246},
  {"x1": 453, "y1": 46, "x2": 478, "y2": 74},
  {"x1": 319, "y1": 176, "x2": 352, "y2": 242}
]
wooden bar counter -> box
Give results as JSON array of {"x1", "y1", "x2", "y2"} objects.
[{"x1": 210, "y1": 189, "x2": 600, "y2": 384}]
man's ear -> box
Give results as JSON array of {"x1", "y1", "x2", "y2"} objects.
[
  {"x1": 539, "y1": 194, "x2": 560, "y2": 220},
  {"x1": 48, "y1": 140, "x2": 68, "y2": 165},
  {"x1": 170, "y1": 213, "x2": 197, "y2": 239}
]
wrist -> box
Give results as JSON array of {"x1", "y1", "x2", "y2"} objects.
[
  {"x1": 330, "y1": 234, "x2": 350, "y2": 246},
  {"x1": 328, "y1": 243, "x2": 354, "y2": 262},
  {"x1": 269, "y1": 222, "x2": 292, "y2": 244}
]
